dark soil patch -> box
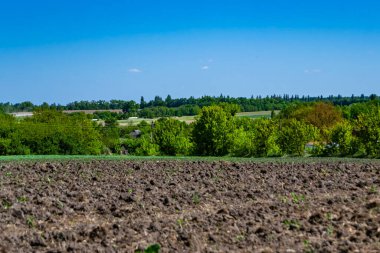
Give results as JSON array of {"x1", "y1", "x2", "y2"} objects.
[{"x1": 0, "y1": 160, "x2": 379, "y2": 252}]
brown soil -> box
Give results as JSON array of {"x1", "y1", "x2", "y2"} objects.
[{"x1": 0, "y1": 160, "x2": 379, "y2": 252}]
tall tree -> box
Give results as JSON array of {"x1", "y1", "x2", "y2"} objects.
[
  {"x1": 122, "y1": 101, "x2": 139, "y2": 115},
  {"x1": 140, "y1": 96, "x2": 147, "y2": 109},
  {"x1": 192, "y1": 105, "x2": 233, "y2": 156},
  {"x1": 153, "y1": 118, "x2": 192, "y2": 155}
]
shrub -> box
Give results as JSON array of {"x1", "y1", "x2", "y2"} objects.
[
  {"x1": 328, "y1": 120, "x2": 357, "y2": 156},
  {"x1": 354, "y1": 108, "x2": 380, "y2": 157},
  {"x1": 135, "y1": 136, "x2": 159, "y2": 156},
  {"x1": 251, "y1": 118, "x2": 282, "y2": 157},
  {"x1": 277, "y1": 119, "x2": 319, "y2": 156},
  {"x1": 228, "y1": 127, "x2": 256, "y2": 157},
  {"x1": 153, "y1": 118, "x2": 192, "y2": 156},
  {"x1": 192, "y1": 105, "x2": 233, "y2": 156}
]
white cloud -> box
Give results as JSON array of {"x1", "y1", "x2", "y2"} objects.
[
  {"x1": 304, "y1": 69, "x2": 322, "y2": 74},
  {"x1": 128, "y1": 68, "x2": 142, "y2": 73},
  {"x1": 201, "y1": 65, "x2": 209, "y2": 70}
]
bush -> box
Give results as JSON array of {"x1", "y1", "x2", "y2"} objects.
[
  {"x1": 354, "y1": 108, "x2": 380, "y2": 157},
  {"x1": 135, "y1": 136, "x2": 160, "y2": 156},
  {"x1": 251, "y1": 118, "x2": 282, "y2": 157},
  {"x1": 327, "y1": 120, "x2": 357, "y2": 156},
  {"x1": 228, "y1": 127, "x2": 256, "y2": 157},
  {"x1": 277, "y1": 119, "x2": 318, "y2": 156},
  {"x1": 153, "y1": 118, "x2": 193, "y2": 155},
  {"x1": 13, "y1": 110, "x2": 103, "y2": 155},
  {"x1": 192, "y1": 106, "x2": 233, "y2": 156},
  {"x1": 100, "y1": 118, "x2": 121, "y2": 153}
]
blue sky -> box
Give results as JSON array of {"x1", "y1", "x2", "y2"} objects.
[{"x1": 0, "y1": 1, "x2": 379, "y2": 104}]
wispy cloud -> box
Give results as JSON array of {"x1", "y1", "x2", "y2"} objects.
[
  {"x1": 201, "y1": 65, "x2": 209, "y2": 70},
  {"x1": 128, "y1": 68, "x2": 142, "y2": 73},
  {"x1": 304, "y1": 69, "x2": 322, "y2": 74}
]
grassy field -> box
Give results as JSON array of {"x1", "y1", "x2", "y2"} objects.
[
  {"x1": 117, "y1": 111, "x2": 278, "y2": 126},
  {"x1": 237, "y1": 110, "x2": 280, "y2": 118},
  {"x1": 0, "y1": 155, "x2": 379, "y2": 164},
  {"x1": 117, "y1": 118, "x2": 155, "y2": 126}
]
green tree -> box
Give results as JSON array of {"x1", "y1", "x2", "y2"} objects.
[
  {"x1": 328, "y1": 120, "x2": 356, "y2": 156},
  {"x1": 122, "y1": 100, "x2": 139, "y2": 115},
  {"x1": 153, "y1": 118, "x2": 193, "y2": 155},
  {"x1": 228, "y1": 126, "x2": 256, "y2": 157},
  {"x1": 140, "y1": 96, "x2": 147, "y2": 109},
  {"x1": 18, "y1": 101, "x2": 34, "y2": 111},
  {"x1": 20, "y1": 110, "x2": 103, "y2": 155},
  {"x1": 165, "y1": 94, "x2": 173, "y2": 106},
  {"x1": 354, "y1": 108, "x2": 380, "y2": 157},
  {"x1": 192, "y1": 105, "x2": 233, "y2": 156},
  {"x1": 100, "y1": 118, "x2": 121, "y2": 154},
  {"x1": 251, "y1": 118, "x2": 282, "y2": 157},
  {"x1": 277, "y1": 119, "x2": 318, "y2": 156},
  {"x1": 217, "y1": 103, "x2": 241, "y2": 116},
  {"x1": 135, "y1": 136, "x2": 159, "y2": 156}
]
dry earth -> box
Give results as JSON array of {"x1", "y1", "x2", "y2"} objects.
[{"x1": 0, "y1": 160, "x2": 379, "y2": 252}]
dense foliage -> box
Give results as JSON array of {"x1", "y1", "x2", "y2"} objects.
[
  {"x1": 121, "y1": 99, "x2": 380, "y2": 158},
  {"x1": 0, "y1": 110, "x2": 103, "y2": 155},
  {"x1": 192, "y1": 105, "x2": 234, "y2": 156},
  {"x1": 1, "y1": 94, "x2": 376, "y2": 119},
  {"x1": 0, "y1": 97, "x2": 379, "y2": 158}
]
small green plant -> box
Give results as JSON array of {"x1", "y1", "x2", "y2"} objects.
[
  {"x1": 192, "y1": 192, "x2": 201, "y2": 204},
  {"x1": 327, "y1": 225, "x2": 334, "y2": 236},
  {"x1": 17, "y1": 196, "x2": 29, "y2": 203},
  {"x1": 325, "y1": 212, "x2": 333, "y2": 221},
  {"x1": 369, "y1": 185, "x2": 378, "y2": 194},
  {"x1": 283, "y1": 219, "x2": 301, "y2": 230},
  {"x1": 303, "y1": 239, "x2": 314, "y2": 253},
  {"x1": 55, "y1": 199, "x2": 64, "y2": 209},
  {"x1": 2, "y1": 200, "x2": 12, "y2": 210},
  {"x1": 128, "y1": 188, "x2": 133, "y2": 194},
  {"x1": 177, "y1": 218, "x2": 186, "y2": 229},
  {"x1": 135, "y1": 243, "x2": 161, "y2": 253},
  {"x1": 45, "y1": 176, "x2": 52, "y2": 184},
  {"x1": 235, "y1": 234, "x2": 245, "y2": 242},
  {"x1": 320, "y1": 169, "x2": 329, "y2": 177},
  {"x1": 290, "y1": 192, "x2": 305, "y2": 204},
  {"x1": 26, "y1": 215, "x2": 35, "y2": 228},
  {"x1": 5, "y1": 172, "x2": 12, "y2": 177}
]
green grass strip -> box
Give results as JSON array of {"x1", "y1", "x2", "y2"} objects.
[{"x1": 0, "y1": 155, "x2": 379, "y2": 164}]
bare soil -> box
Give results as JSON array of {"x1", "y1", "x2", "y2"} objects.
[{"x1": 0, "y1": 160, "x2": 379, "y2": 252}]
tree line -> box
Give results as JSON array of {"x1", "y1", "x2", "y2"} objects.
[
  {"x1": 1, "y1": 94, "x2": 376, "y2": 120},
  {"x1": 1, "y1": 98, "x2": 378, "y2": 158},
  {"x1": 121, "y1": 100, "x2": 380, "y2": 158},
  {"x1": 0, "y1": 110, "x2": 103, "y2": 155}
]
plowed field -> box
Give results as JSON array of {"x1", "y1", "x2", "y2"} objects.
[{"x1": 0, "y1": 160, "x2": 379, "y2": 252}]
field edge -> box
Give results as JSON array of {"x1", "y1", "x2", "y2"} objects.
[{"x1": 0, "y1": 155, "x2": 379, "y2": 164}]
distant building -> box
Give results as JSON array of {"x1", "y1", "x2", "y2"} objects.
[
  {"x1": 10, "y1": 112, "x2": 34, "y2": 117},
  {"x1": 129, "y1": 130, "x2": 142, "y2": 138}
]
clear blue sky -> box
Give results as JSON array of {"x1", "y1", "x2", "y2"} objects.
[{"x1": 0, "y1": 0, "x2": 379, "y2": 104}]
